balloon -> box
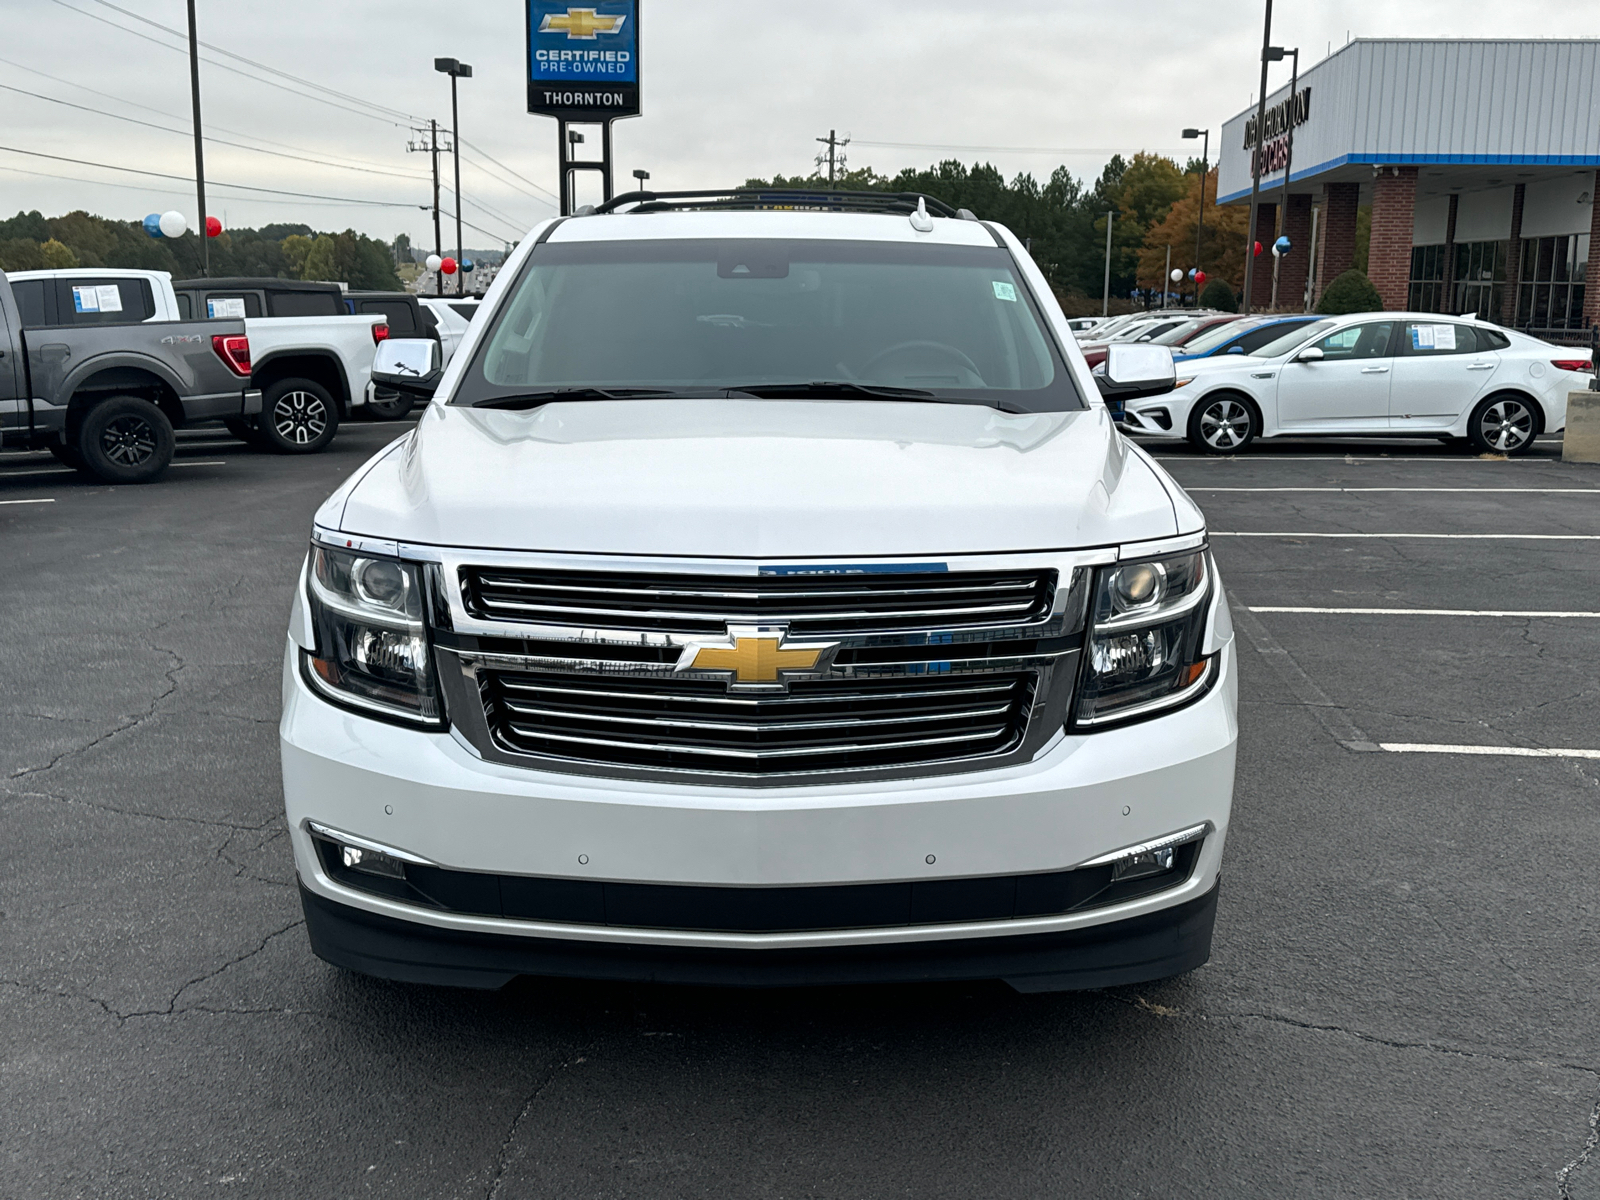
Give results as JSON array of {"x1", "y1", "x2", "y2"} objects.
[
  {"x1": 1187, "y1": 268, "x2": 1197, "y2": 279},
  {"x1": 1252, "y1": 240, "x2": 1262, "y2": 257},
  {"x1": 206, "y1": 215, "x2": 222, "y2": 238},
  {"x1": 460, "y1": 259, "x2": 474, "y2": 273},
  {"x1": 424, "y1": 254, "x2": 442, "y2": 272},
  {"x1": 1195, "y1": 270, "x2": 1208, "y2": 286},
  {"x1": 1169, "y1": 268, "x2": 1183, "y2": 282},
  {"x1": 143, "y1": 213, "x2": 164, "y2": 238},
  {"x1": 1273, "y1": 235, "x2": 1291, "y2": 255},
  {"x1": 440, "y1": 256, "x2": 458, "y2": 275},
  {"x1": 158, "y1": 210, "x2": 187, "y2": 239}
]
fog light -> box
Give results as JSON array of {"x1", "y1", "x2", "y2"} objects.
[
  {"x1": 340, "y1": 844, "x2": 406, "y2": 879},
  {"x1": 1080, "y1": 822, "x2": 1211, "y2": 880},
  {"x1": 1112, "y1": 845, "x2": 1174, "y2": 881}
]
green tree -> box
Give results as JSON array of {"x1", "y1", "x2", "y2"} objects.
[
  {"x1": 281, "y1": 234, "x2": 315, "y2": 278},
  {"x1": 1201, "y1": 279, "x2": 1237, "y2": 312},
  {"x1": 1316, "y1": 268, "x2": 1381, "y2": 314},
  {"x1": 0, "y1": 238, "x2": 46, "y2": 270},
  {"x1": 39, "y1": 238, "x2": 78, "y2": 268}
]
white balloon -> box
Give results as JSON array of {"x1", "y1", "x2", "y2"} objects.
[
  {"x1": 1169, "y1": 268, "x2": 1183, "y2": 282},
  {"x1": 158, "y1": 210, "x2": 187, "y2": 239},
  {"x1": 425, "y1": 254, "x2": 442, "y2": 271}
]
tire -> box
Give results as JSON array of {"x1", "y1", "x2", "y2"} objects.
[
  {"x1": 77, "y1": 396, "x2": 174, "y2": 484},
  {"x1": 48, "y1": 440, "x2": 91, "y2": 472},
  {"x1": 1186, "y1": 393, "x2": 1259, "y2": 454},
  {"x1": 1466, "y1": 393, "x2": 1539, "y2": 456},
  {"x1": 224, "y1": 417, "x2": 264, "y2": 446},
  {"x1": 258, "y1": 378, "x2": 339, "y2": 454},
  {"x1": 364, "y1": 392, "x2": 413, "y2": 421}
]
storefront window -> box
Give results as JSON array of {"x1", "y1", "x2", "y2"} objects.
[
  {"x1": 1408, "y1": 245, "x2": 1446, "y2": 312},
  {"x1": 1515, "y1": 235, "x2": 1588, "y2": 331},
  {"x1": 1451, "y1": 241, "x2": 1505, "y2": 322}
]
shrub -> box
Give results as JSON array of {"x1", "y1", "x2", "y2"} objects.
[
  {"x1": 1316, "y1": 268, "x2": 1382, "y2": 315},
  {"x1": 1200, "y1": 279, "x2": 1236, "y2": 312}
]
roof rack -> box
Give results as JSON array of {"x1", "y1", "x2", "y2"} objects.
[{"x1": 590, "y1": 188, "x2": 968, "y2": 219}]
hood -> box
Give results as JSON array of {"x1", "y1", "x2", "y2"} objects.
[{"x1": 331, "y1": 398, "x2": 1186, "y2": 558}]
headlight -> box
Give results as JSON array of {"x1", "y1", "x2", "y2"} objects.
[
  {"x1": 303, "y1": 544, "x2": 444, "y2": 726},
  {"x1": 1072, "y1": 547, "x2": 1215, "y2": 727},
  {"x1": 1173, "y1": 376, "x2": 1195, "y2": 388}
]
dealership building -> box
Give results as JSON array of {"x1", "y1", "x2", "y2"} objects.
[{"x1": 1216, "y1": 39, "x2": 1599, "y2": 335}]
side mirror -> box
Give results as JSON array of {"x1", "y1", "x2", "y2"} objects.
[
  {"x1": 373, "y1": 337, "x2": 443, "y2": 399},
  {"x1": 1294, "y1": 346, "x2": 1325, "y2": 363},
  {"x1": 1097, "y1": 342, "x2": 1176, "y2": 401},
  {"x1": 1226, "y1": 345, "x2": 1245, "y2": 354}
]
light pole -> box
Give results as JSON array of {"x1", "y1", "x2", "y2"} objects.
[
  {"x1": 1101, "y1": 210, "x2": 1115, "y2": 317},
  {"x1": 186, "y1": 0, "x2": 208, "y2": 277},
  {"x1": 434, "y1": 57, "x2": 472, "y2": 297},
  {"x1": 1241, "y1": 0, "x2": 1284, "y2": 315},
  {"x1": 1182, "y1": 127, "x2": 1209, "y2": 305},
  {"x1": 1278, "y1": 47, "x2": 1301, "y2": 311},
  {"x1": 632, "y1": 168, "x2": 650, "y2": 191}
]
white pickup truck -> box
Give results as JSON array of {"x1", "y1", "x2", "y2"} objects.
[
  {"x1": 284, "y1": 191, "x2": 1237, "y2": 994},
  {"x1": 9, "y1": 268, "x2": 385, "y2": 453}
]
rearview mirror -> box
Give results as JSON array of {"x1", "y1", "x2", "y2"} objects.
[
  {"x1": 1097, "y1": 342, "x2": 1176, "y2": 401},
  {"x1": 373, "y1": 338, "x2": 443, "y2": 399},
  {"x1": 1294, "y1": 346, "x2": 1325, "y2": 363}
]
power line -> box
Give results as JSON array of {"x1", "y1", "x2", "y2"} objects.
[
  {"x1": 0, "y1": 143, "x2": 426, "y2": 209},
  {"x1": 456, "y1": 152, "x2": 555, "y2": 211},
  {"x1": 0, "y1": 162, "x2": 391, "y2": 209},
  {"x1": 852, "y1": 139, "x2": 1192, "y2": 156},
  {"x1": 441, "y1": 183, "x2": 530, "y2": 236},
  {"x1": 0, "y1": 82, "x2": 431, "y2": 182},
  {"x1": 457, "y1": 136, "x2": 560, "y2": 203}
]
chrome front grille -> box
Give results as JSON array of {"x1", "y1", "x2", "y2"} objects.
[
  {"x1": 460, "y1": 565, "x2": 1056, "y2": 636},
  {"x1": 480, "y1": 669, "x2": 1035, "y2": 776}
]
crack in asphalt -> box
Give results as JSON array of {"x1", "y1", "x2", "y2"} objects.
[
  {"x1": 1558, "y1": 1088, "x2": 1600, "y2": 1199},
  {"x1": 486, "y1": 1036, "x2": 600, "y2": 1200},
  {"x1": 0, "y1": 783, "x2": 280, "y2": 834}
]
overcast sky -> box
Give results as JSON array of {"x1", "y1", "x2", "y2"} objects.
[{"x1": 1, "y1": 0, "x2": 1594, "y2": 251}]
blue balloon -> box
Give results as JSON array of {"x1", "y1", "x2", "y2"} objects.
[
  {"x1": 143, "y1": 213, "x2": 164, "y2": 238},
  {"x1": 1187, "y1": 268, "x2": 1197, "y2": 278},
  {"x1": 1274, "y1": 235, "x2": 1292, "y2": 251},
  {"x1": 460, "y1": 258, "x2": 474, "y2": 272}
]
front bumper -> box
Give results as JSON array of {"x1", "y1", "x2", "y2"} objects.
[{"x1": 281, "y1": 621, "x2": 1237, "y2": 986}]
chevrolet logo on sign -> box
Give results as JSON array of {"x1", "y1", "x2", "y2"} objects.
[
  {"x1": 538, "y1": 7, "x2": 627, "y2": 38},
  {"x1": 678, "y1": 626, "x2": 839, "y2": 691}
]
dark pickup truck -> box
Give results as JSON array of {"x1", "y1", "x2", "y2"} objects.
[{"x1": 0, "y1": 270, "x2": 259, "y2": 483}]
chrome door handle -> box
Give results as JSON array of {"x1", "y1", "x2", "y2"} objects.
[
  {"x1": 1466, "y1": 362, "x2": 1495, "y2": 370},
  {"x1": 1360, "y1": 366, "x2": 1389, "y2": 374}
]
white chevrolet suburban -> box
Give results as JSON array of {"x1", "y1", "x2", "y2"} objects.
[{"x1": 281, "y1": 190, "x2": 1238, "y2": 992}]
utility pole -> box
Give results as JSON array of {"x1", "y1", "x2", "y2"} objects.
[
  {"x1": 815, "y1": 130, "x2": 849, "y2": 184},
  {"x1": 1101, "y1": 210, "x2": 1115, "y2": 317},
  {"x1": 1279, "y1": 47, "x2": 1301, "y2": 311},
  {"x1": 1242, "y1": 0, "x2": 1283, "y2": 316},
  {"x1": 1183, "y1": 127, "x2": 1209, "y2": 305},
  {"x1": 185, "y1": 0, "x2": 208, "y2": 277},
  {"x1": 435, "y1": 58, "x2": 472, "y2": 297},
  {"x1": 1163, "y1": 244, "x2": 1172, "y2": 309},
  {"x1": 408, "y1": 120, "x2": 446, "y2": 296}
]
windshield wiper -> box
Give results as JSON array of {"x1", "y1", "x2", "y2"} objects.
[
  {"x1": 471, "y1": 387, "x2": 687, "y2": 409},
  {"x1": 726, "y1": 381, "x2": 936, "y2": 399}
]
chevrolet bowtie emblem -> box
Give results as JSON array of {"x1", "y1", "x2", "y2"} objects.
[
  {"x1": 678, "y1": 625, "x2": 839, "y2": 690},
  {"x1": 538, "y1": 7, "x2": 627, "y2": 38}
]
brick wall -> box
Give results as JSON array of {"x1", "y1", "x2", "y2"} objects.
[
  {"x1": 1247, "y1": 201, "x2": 1277, "y2": 309},
  {"x1": 1369, "y1": 166, "x2": 1418, "y2": 310},
  {"x1": 1584, "y1": 171, "x2": 1600, "y2": 330},
  {"x1": 1280, "y1": 193, "x2": 1313, "y2": 309},
  {"x1": 1318, "y1": 182, "x2": 1360, "y2": 300},
  {"x1": 1500, "y1": 183, "x2": 1526, "y2": 326}
]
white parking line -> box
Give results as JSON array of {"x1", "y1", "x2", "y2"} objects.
[
  {"x1": 0, "y1": 497, "x2": 54, "y2": 506},
  {"x1": 1212, "y1": 532, "x2": 1600, "y2": 540},
  {"x1": 0, "y1": 460, "x2": 226, "y2": 479},
  {"x1": 1155, "y1": 456, "x2": 1549, "y2": 463},
  {"x1": 1377, "y1": 743, "x2": 1600, "y2": 761},
  {"x1": 1249, "y1": 606, "x2": 1600, "y2": 618},
  {"x1": 1189, "y1": 487, "x2": 1600, "y2": 493}
]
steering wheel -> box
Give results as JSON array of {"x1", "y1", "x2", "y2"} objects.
[{"x1": 862, "y1": 340, "x2": 986, "y2": 387}]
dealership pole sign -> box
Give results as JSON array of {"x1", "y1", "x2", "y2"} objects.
[
  {"x1": 1245, "y1": 87, "x2": 1310, "y2": 178},
  {"x1": 526, "y1": 2, "x2": 640, "y2": 120}
]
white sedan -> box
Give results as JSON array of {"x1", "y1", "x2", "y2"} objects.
[{"x1": 1117, "y1": 313, "x2": 1594, "y2": 455}]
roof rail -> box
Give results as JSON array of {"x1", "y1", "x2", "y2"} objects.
[{"x1": 591, "y1": 188, "x2": 964, "y2": 219}]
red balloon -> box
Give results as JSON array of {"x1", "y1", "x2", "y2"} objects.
[
  {"x1": 440, "y1": 256, "x2": 458, "y2": 275},
  {"x1": 205, "y1": 215, "x2": 222, "y2": 238},
  {"x1": 1253, "y1": 241, "x2": 1263, "y2": 257},
  {"x1": 1194, "y1": 270, "x2": 1208, "y2": 286}
]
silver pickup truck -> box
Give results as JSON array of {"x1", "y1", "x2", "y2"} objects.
[{"x1": 0, "y1": 270, "x2": 259, "y2": 483}]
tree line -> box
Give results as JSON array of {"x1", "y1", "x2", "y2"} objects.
[{"x1": 0, "y1": 210, "x2": 403, "y2": 290}]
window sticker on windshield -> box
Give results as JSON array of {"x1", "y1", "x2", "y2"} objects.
[
  {"x1": 1432, "y1": 324, "x2": 1456, "y2": 350},
  {"x1": 71, "y1": 285, "x2": 100, "y2": 313},
  {"x1": 992, "y1": 280, "x2": 1017, "y2": 302},
  {"x1": 207, "y1": 297, "x2": 247, "y2": 319},
  {"x1": 96, "y1": 285, "x2": 123, "y2": 312},
  {"x1": 1411, "y1": 325, "x2": 1435, "y2": 350}
]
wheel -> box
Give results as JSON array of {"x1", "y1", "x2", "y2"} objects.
[
  {"x1": 224, "y1": 417, "x2": 264, "y2": 446},
  {"x1": 76, "y1": 396, "x2": 174, "y2": 484},
  {"x1": 258, "y1": 378, "x2": 339, "y2": 454},
  {"x1": 1466, "y1": 393, "x2": 1539, "y2": 456},
  {"x1": 364, "y1": 391, "x2": 414, "y2": 421},
  {"x1": 48, "y1": 440, "x2": 90, "y2": 472},
  {"x1": 1186, "y1": 393, "x2": 1259, "y2": 454}
]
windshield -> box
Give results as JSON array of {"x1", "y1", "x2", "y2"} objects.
[
  {"x1": 1249, "y1": 319, "x2": 1336, "y2": 358},
  {"x1": 455, "y1": 237, "x2": 1083, "y2": 411},
  {"x1": 1183, "y1": 319, "x2": 1263, "y2": 356}
]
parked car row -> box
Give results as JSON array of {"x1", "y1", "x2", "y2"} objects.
[{"x1": 0, "y1": 268, "x2": 478, "y2": 482}]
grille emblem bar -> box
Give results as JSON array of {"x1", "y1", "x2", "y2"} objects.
[{"x1": 676, "y1": 624, "x2": 840, "y2": 692}]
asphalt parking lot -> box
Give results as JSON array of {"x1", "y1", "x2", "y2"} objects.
[{"x1": 3, "y1": 420, "x2": 1599, "y2": 1199}]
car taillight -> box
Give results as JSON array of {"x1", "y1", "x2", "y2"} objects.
[
  {"x1": 1552, "y1": 358, "x2": 1593, "y2": 372},
  {"x1": 372, "y1": 323, "x2": 390, "y2": 345},
  {"x1": 211, "y1": 334, "x2": 251, "y2": 377}
]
